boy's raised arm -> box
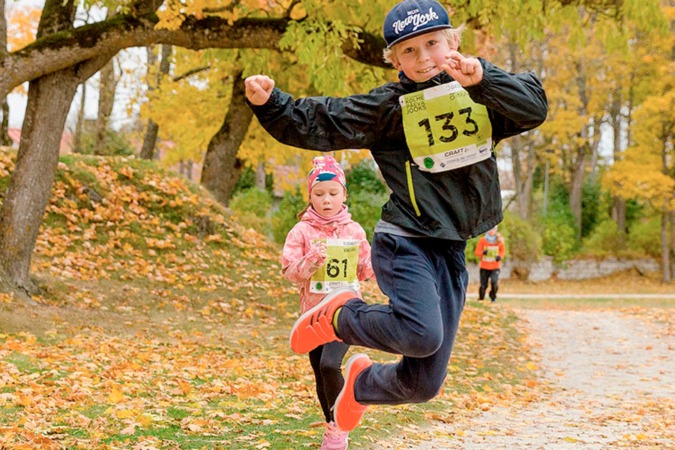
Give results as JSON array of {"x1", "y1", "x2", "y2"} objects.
[{"x1": 244, "y1": 75, "x2": 276, "y2": 106}]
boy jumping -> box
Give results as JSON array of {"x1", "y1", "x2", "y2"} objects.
[{"x1": 245, "y1": 0, "x2": 547, "y2": 433}]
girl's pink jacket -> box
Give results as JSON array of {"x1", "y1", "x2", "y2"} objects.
[{"x1": 282, "y1": 205, "x2": 375, "y2": 313}]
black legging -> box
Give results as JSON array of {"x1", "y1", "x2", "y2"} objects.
[
  {"x1": 308, "y1": 341, "x2": 350, "y2": 422},
  {"x1": 479, "y1": 268, "x2": 500, "y2": 301}
]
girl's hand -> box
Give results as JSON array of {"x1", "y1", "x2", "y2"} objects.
[
  {"x1": 244, "y1": 75, "x2": 275, "y2": 105},
  {"x1": 441, "y1": 52, "x2": 484, "y2": 87},
  {"x1": 306, "y1": 241, "x2": 328, "y2": 265},
  {"x1": 313, "y1": 241, "x2": 328, "y2": 260}
]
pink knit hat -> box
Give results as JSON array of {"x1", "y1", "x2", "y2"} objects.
[{"x1": 307, "y1": 155, "x2": 347, "y2": 195}]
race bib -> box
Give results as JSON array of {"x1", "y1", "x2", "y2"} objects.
[
  {"x1": 310, "y1": 239, "x2": 361, "y2": 294},
  {"x1": 400, "y1": 81, "x2": 493, "y2": 173},
  {"x1": 483, "y1": 245, "x2": 500, "y2": 262}
]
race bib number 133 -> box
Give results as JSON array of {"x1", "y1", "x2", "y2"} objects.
[{"x1": 400, "y1": 81, "x2": 493, "y2": 173}]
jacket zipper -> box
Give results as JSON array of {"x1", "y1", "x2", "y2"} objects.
[{"x1": 405, "y1": 161, "x2": 422, "y2": 217}]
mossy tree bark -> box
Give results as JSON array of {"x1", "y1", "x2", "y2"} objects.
[
  {"x1": 200, "y1": 69, "x2": 251, "y2": 206},
  {"x1": 0, "y1": 0, "x2": 117, "y2": 295}
]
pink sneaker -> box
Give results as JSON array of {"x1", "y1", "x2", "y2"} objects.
[{"x1": 320, "y1": 421, "x2": 349, "y2": 450}]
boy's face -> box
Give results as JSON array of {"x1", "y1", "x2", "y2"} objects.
[{"x1": 391, "y1": 30, "x2": 458, "y2": 83}]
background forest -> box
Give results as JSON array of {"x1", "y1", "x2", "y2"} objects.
[{"x1": 1, "y1": 0, "x2": 673, "y2": 298}]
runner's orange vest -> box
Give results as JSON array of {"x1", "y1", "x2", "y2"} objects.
[{"x1": 474, "y1": 236, "x2": 506, "y2": 270}]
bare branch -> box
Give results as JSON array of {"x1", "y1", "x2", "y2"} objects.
[
  {"x1": 285, "y1": 0, "x2": 303, "y2": 19},
  {"x1": 173, "y1": 65, "x2": 211, "y2": 82}
]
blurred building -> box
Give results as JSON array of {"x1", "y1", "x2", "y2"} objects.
[{"x1": 7, "y1": 127, "x2": 73, "y2": 154}]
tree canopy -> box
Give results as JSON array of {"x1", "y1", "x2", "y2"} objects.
[
  {"x1": 3, "y1": 0, "x2": 666, "y2": 99},
  {"x1": 1, "y1": 0, "x2": 672, "y2": 294}
]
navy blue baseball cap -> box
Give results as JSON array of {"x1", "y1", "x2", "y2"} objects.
[{"x1": 383, "y1": 0, "x2": 453, "y2": 48}]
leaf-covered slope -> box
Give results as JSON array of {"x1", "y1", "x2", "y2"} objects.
[{"x1": 0, "y1": 149, "x2": 287, "y2": 305}]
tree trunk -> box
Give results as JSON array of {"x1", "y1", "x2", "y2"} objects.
[
  {"x1": 659, "y1": 105, "x2": 673, "y2": 283},
  {"x1": 510, "y1": 137, "x2": 536, "y2": 220},
  {"x1": 0, "y1": 0, "x2": 6, "y2": 58},
  {"x1": 140, "y1": 45, "x2": 172, "y2": 160},
  {"x1": 140, "y1": 47, "x2": 159, "y2": 160},
  {"x1": 0, "y1": 0, "x2": 10, "y2": 147},
  {"x1": 0, "y1": 99, "x2": 10, "y2": 146},
  {"x1": 661, "y1": 207, "x2": 672, "y2": 283},
  {"x1": 255, "y1": 162, "x2": 266, "y2": 191},
  {"x1": 669, "y1": 208, "x2": 674, "y2": 284},
  {"x1": 187, "y1": 160, "x2": 194, "y2": 180},
  {"x1": 587, "y1": 116, "x2": 602, "y2": 180},
  {"x1": 0, "y1": 0, "x2": 117, "y2": 296},
  {"x1": 510, "y1": 145, "x2": 524, "y2": 218},
  {"x1": 95, "y1": 57, "x2": 118, "y2": 155},
  {"x1": 140, "y1": 119, "x2": 160, "y2": 160},
  {"x1": 505, "y1": 42, "x2": 533, "y2": 220},
  {"x1": 94, "y1": 7, "x2": 121, "y2": 155},
  {"x1": 200, "y1": 70, "x2": 252, "y2": 206},
  {"x1": 612, "y1": 197, "x2": 626, "y2": 241},
  {"x1": 0, "y1": 72, "x2": 79, "y2": 293},
  {"x1": 570, "y1": 65, "x2": 589, "y2": 236},
  {"x1": 178, "y1": 160, "x2": 194, "y2": 179},
  {"x1": 570, "y1": 144, "x2": 587, "y2": 236},
  {"x1": 72, "y1": 81, "x2": 87, "y2": 153},
  {"x1": 0, "y1": 0, "x2": 77, "y2": 294},
  {"x1": 609, "y1": 92, "x2": 626, "y2": 247}
]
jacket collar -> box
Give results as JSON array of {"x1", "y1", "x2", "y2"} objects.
[
  {"x1": 301, "y1": 204, "x2": 352, "y2": 228},
  {"x1": 399, "y1": 71, "x2": 453, "y2": 92}
]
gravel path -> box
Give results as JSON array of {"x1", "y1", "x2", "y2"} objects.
[{"x1": 383, "y1": 308, "x2": 675, "y2": 449}]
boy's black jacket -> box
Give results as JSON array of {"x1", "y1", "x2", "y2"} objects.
[{"x1": 249, "y1": 59, "x2": 548, "y2": 241}]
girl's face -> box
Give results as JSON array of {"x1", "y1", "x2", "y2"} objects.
[
  {"x1": 392, "y1": 30, "x2": 458, "y2": 83},
  {"x1": 310, "y1": 180, "x2": 346, "y2": 219}
]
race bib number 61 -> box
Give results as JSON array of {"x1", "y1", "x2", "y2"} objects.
[
  {"x1": 400, "y1": 81, "x2": 493, "y2": 173},
  {"x1": 310, "y1": 239, "x2": 360, "y2": 294}
]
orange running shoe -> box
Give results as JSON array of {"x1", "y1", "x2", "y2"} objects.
[
  {"x1": 289, "y1": 288, "x2": 357, "y2": 354},
  {"x1": 334, "y1": 353, "x2": 372, "y2": 432}
]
